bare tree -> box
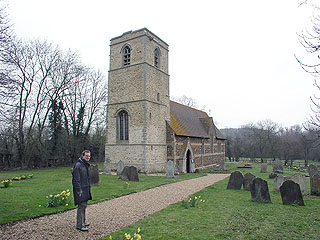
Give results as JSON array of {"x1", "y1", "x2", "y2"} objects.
[
  {"x1": 297, "y1": 4, "x2": 320, "y2": 134},
  {"x1": 172, "y1": 95, "x2": 197, "y2": 108}
]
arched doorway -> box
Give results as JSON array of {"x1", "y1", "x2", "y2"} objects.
[{"x1": 186, "y1": 150, "x2": 191, "y2": 173}]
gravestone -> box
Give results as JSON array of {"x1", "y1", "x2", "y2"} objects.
[
  {"x1": 243, "y1": 173, "x2": 256, "y2": 191},
  {"x1": 307, "y1": 164, "x2": 319, "y2": 177},
  {"x1": 310, "y1": 173, "x2": 320, "y2": 196},
  {"x1": 269, "y1": 172, "x2": 277, "y2": 179},
  {"x1": 166, "y1": 160, "x2": 174, "y2": 178},
  {"x1": 280, "y1": 180, "x2": 304, "y2": 206},
  {"x1": 89, "y1": 164, "x2": 100, "y2": 185},
  {"x1": 119, "y1": 166, "x2": 139, "y2": 182},
  {"x1": 227, "y1": 171, "x2": 244, "y2": 190},
  {"x1": 273, "y1": 160, "x2": 283, "y2": 174},
  {"x1": 117, "y1": 160, "x2": 125, "y2": 175},
  {"x1": 261, "y1": 163, "x2": 268, "y2": 173},
  {"x1": 219, "y1": 161, "x2": 226, "y2": 171},
  {"x1": 274, "y1": 175, "x2": 288, "y2": 192},
  {"x1": 290, "y1": 173, "x2": 307, "y2": 196},
  {"x1": 250, "y1": 178, "x2": 271, "y2": 203},
  {"x1": 103, "y1": 160, "x2": 111, "y2": 174}
]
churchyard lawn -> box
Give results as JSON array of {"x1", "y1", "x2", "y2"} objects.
[
  {"x1": 0, "y1": 163, "x2": 205, "y2": 225},
  {"x1": 105, "y1": 162, "x2": 320, "y2": 240}
]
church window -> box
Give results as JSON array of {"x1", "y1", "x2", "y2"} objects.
[
  {"x1": 123, "y1": 45, "x2": 131, "y2": 66},
  {"x1": 154, "y1": 47, "x2": 160, "y2": 68},
  {"x1": 217, "y1": 142, "x2": 221, "y2": 153},
  {"x1": 157, "y1": 92, "x2": 160, "y2": 101},
  {"x1": 118, "y1": 110, "x2": 129, "y2": 141}
]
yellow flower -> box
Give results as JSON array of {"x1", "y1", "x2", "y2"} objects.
[
  {"x1": 62, "y1": 197, "x2": 64, "y2": 200},
  {"x1": 65, "y1": 204, "x2": 68, "y2": 207},
  {"x1": 108, "y1": 236, "x2": 112, "y2": 239},
  {"x1": 124, "y1": 233, "x2": 131, "y2": 239},
  {"x1": 67, "y1": 189, "x2": 70, "y2": 192},
  {"x1": 195, "y1": 197, "x2": 197, "y2": 200},
  {"x1": 38, "y1": 205, "x2": 41, "y2": 207},
  {"x1": 137, "y1": 227, "x2": 141, "y2": 233}
]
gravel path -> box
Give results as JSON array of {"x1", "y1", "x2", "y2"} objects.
[{"x1": 0, "y1": 174, "x2": 229, "y2": 240}]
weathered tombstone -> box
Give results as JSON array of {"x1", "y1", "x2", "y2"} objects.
[
  {"x1": 307, "y1": 164, "x2": 319, "y2": 177},
  {"x1": 89, "y1": 164, "x2": 100, "y2": 185},
  {"x1": 243, "y1": 173, "x2": 256, "y2": 191},
  {"x1": 269, "y1": 172, "x2": 277, "y2": 179},
  {"x1": 250, "y1": 178, "x2": 271, "y2": 203},
  {"x1": 274, "y1": 175, "x2": 288, "y2": 192},
  {"x1": 219, "y1": 161, "x2": 226, "y2": 171},
  {"x1": 261, "y1": 163, "x2": 268, "y2": 173},
  {"x1": 103, "y1": 160, "x2": 111, "y2": 174},
  {"x1": 227, "y1": 171, "x2": 244, "y2": 190},
  {"x1": 280, "y1": 180, "x2": 304, "y2": 206},
  {"x1": 310, "y1": 173, "x2": 320, "y2": 196},
  {"x1": 273, "y1": 159, "x2": 283, "y2": 174},
  {"x1": 119, "y1": 166, "x2": 139, "y2": 182},
  {"x1": 166, "y1": 160, "x2": 174, "y2": 178},
  {"x1": 117, "y1": 160, "x2": 125, "y2": 175},
  {"x1": 289, "y1": 173, "x2": 307, "y2": 196}
]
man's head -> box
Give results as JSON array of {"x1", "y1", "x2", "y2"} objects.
[{"x1": 82, "y1": 150, "x2": 91, "y2": 162}]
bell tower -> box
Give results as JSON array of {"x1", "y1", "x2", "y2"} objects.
[{"x1": 105, "y1": 28, "x2": 170, "y2": 173}]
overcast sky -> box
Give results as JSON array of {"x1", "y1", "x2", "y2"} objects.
[{"x1": 5, "y1": 0, "x2": 319, "y2": 129}]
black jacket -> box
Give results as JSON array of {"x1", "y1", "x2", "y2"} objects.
[{"x1": 72, "y1": 158, "x2": 92, "y2": 205}]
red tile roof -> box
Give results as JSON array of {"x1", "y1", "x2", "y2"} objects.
[{"x1": 169, "y1": 101, "x2": 226, "y2": 139}]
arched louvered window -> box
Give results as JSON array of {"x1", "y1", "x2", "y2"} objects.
[
  {"x1": 123, "y1": 45, "x2": 131, "y2": 66},
  {"x1": 154, "y1": 47, "x2": 160, "y2": 68},
  {"x1": 117, "y1": 110, "x2": 129, "y2": 141}
]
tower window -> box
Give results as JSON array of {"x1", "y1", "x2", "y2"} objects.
[
  {"x1": 154, "y1": 47, "x2": 160, "y2": 68},
  {"x1": 117, "y1": 110, "x2": 129, "y2": 141},
  {"x1": 157, "y1": 92, "x2": 160, "y2": 101},
  {"x1": 123, "y1": 45, "x2": 131, "y2": 66}
]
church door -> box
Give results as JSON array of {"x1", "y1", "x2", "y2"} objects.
[{"x1": 186, "y1": 150, "x2": 191, "y2": 173}]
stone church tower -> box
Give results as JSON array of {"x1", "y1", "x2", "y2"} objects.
[{"x1": 105, "y1": 28, "x2": 170, "y2": 173}]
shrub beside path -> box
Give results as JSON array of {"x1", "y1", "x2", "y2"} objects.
[{"x1": 0, "y1": 174, "x2": 229, "y2": 240}]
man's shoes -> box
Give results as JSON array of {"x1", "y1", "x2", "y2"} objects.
[
  {"x1": 76, "y1": 226, "x2": 89, "y2": 232},
  {"x1": 85, "y1": 223, "x2": 90, "y2": 227}
]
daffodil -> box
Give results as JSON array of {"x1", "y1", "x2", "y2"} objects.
[
  {"x1": 137, "y1": 227, "x2": 141, "y2": 233},
  {"x1": 65, "y1": 204, "x2": 68, "y2": 207},
  {"x1": 195, "y1": 197, "x2": 197, "y2": 200}
]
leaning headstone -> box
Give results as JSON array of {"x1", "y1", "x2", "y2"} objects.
[
  {"x1": 280, "y1": 180, "x2": 304, "y2": 206},
  {"x1": 289, "y1": 173, "x2": 307, "y2": 196},
  {"x1": 274, "y1": 175, "x2": 288, "y2": 192},
  {"x1": 227, "y1": 171, "x2": 244, "y2": 190},
  {"x1": 310, "y1": 173, "x2": 320, "y2": 196},
  {"x1": 219, "y1": 161, "x2": 226, "y2": 171},
  {"x1": 250, "y1": 178, "x2": 271, "y2": 203},
  {"x1": 166, "y1": 160, "x2": 174, "y2": 178},
  {"x1": 273, "y1": 160, "x2": 283, "y2": 174},
  {"x1": 261, "y1": 163, "x2": 268, "y2": 173},
  {"x1": 243, "y1": 173, "x2": 256, "y2": 191},
  {"x1": 119, "y1": 166, "x2": 139, "y2": 182},
  {"x1": 117, "y1": 160, "x2": 125, "y2": 175},
  {"x1": 307, "y1": 164, "x2": 319, "y2": 177},
  {"x1": 269, "y1": 172, "x2": 277, "y2": 179},
  {"x1": 89, "y1": 164, "x2": 100, "y2": 186}
]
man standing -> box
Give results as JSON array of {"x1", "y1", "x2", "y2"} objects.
[{"x1": 72, "y1": 150, "x2": 92, "y2": 231}]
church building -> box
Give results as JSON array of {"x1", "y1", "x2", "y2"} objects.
[{"x1": 104, "y1": 28, "x2": 226, "y2": 173}]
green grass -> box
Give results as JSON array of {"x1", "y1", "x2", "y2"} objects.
[
  {"x1": 0, "y1": 163, "x2": 205, "y2": 225},
  {"x1": 103, "y1": 162, "x2": 320, "y2": 240}
]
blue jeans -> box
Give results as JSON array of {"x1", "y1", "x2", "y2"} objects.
[{"x1": 76, "y1": 201, "x2": 87, "y2": 228}]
